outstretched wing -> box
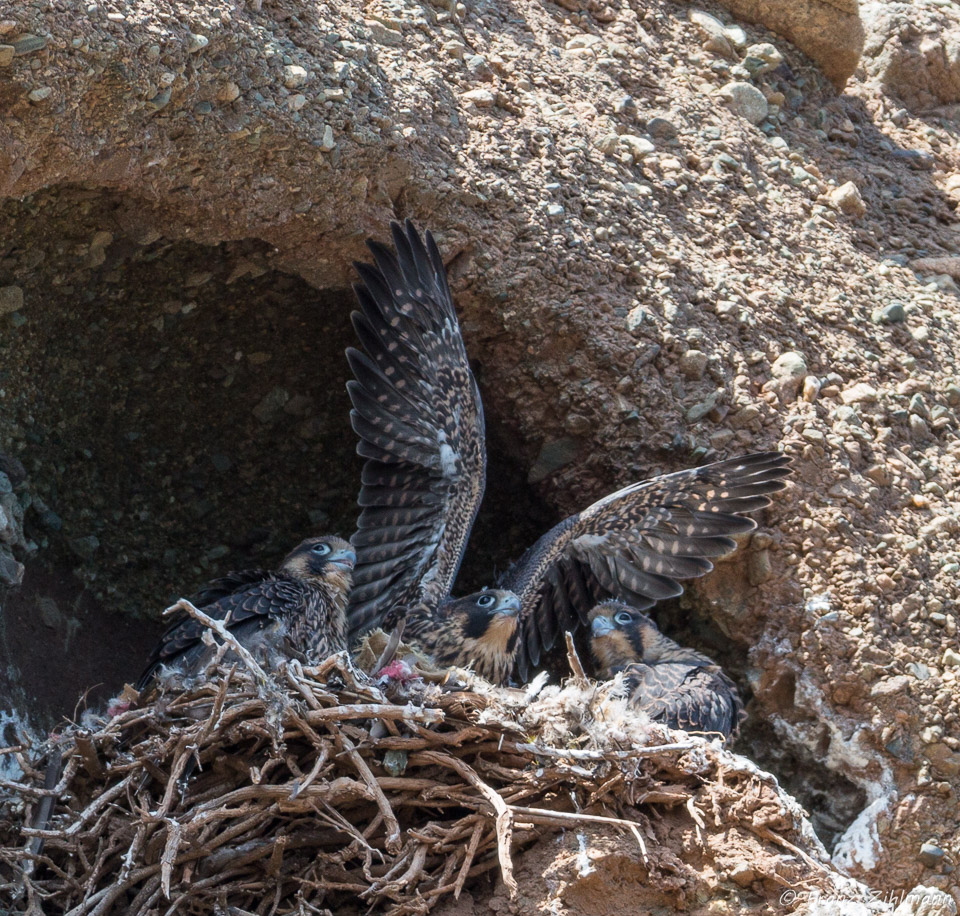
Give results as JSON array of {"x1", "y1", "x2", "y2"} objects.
[
  {"x1": 501, "y1": 451, "x2": 791, "y2": 681},
  {"x1": 345, "y1": 220, "x2": 486, "y2": 642}
]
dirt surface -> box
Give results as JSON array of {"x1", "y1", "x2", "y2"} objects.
[{"x1": 0, "y1": 0, "x2": 959, "y2": 907}]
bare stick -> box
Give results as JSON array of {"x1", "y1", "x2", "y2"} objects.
[
  {"x1": 454, "y1": 819, "x2": 484, "y2": 899},
  {"x1": 304, "y1": 704, "x2": 443, "y2": 726},
  {"x1": 163, "y1": 599, "x2": 272, "y2": 685},
  {"x1": 512, "y1": 740, "x2": 697, "y2": 761},
  {"x1": 160, "y1": 820, "x2": 183, "y2": 898},
  {"x1": 338, "y1": 733, "x2": 402, "y2": 855},
  {"x1": 421, "y1": 751, "x2": 518, "y2": 898},
  {"x1": 564, "y1": 632, "x2": 588, "y2": 681}
]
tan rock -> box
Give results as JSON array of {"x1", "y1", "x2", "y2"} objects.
[
  {"x1": 828, "y1": 180, "x2": 867, "y2": 218},
  {"x1": 861, "y1": 0, "x2": 960, "y2": 109},
  {"x1": 708, "y1": 0, "x2": 864, "y2": 87}
]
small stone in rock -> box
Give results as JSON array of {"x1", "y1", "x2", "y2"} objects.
[
  {"x1": 719, "y1": 82, "x2": 768, "y2": 125},
  {"x1": 0, "y1": 286, "x2": 23, "y2": 315},
  {"x1": 647, "y1": 116, "x2": 678, "y2": 139},
  {"x1": 619, "y1": 135, "x2": 655, "y2": 162},
  {"x1": 69, "y1": 535, "x2": 100, "y2": 561},
  {"x1": 679, "y1": 349, "x2": 708, "y2": 379},
  {"x1": 283, "y1": 65, "x2": 308, "y2": 89},
  {"x1": 768, "y1": 350, "x2": 807, "y2": 401},
  {"x1": 872, "y1": 302, "x2": 905, "y2": 324},
  {"x1": 463, "y1": 88, "x2": 495, "y2": 107},
  {"x1": 253, "y1": 387, "x2": 291, "y2": 424},
  {"x1": 0, "y1": 553, "x2": 24, "y2": 588},
  {"x1": 742, "y1": 42, "x2": 783, "y2": 77},
  {"x1": 918, "y1": 842, "x2": 945, "y2": 868},
  {"x1": 13, "y1": 34, "x2": 46, "y2": 55},
  {"x1": 828, "y1": 181, "x2": 866, "y2": 218}
]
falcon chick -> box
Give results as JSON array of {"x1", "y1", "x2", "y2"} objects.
[
  {"x1": 345, "y1": 220, "x2": 791, "y2": 686},
  {"x1": 589, "y1": 601, "x2": 745, "y2": 739},
  {"x1": 402, "y1": 590, "x2": 521, "y2": 684},
  {"x1": 138, "y1": 535, "x2": 356, "y2": 689}
]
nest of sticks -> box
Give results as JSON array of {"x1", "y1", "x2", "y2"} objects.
[{"x1": 0, "y1": 622, "x2": 826, "y2": 916}]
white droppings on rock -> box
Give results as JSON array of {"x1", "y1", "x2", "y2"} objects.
[{"x1": 832, "y1": 794, "x2": 895, "y2": 872}]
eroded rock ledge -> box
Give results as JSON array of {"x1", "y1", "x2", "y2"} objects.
[{"x1": 0, "y1": 0, "x2": 959, "y2": 906}]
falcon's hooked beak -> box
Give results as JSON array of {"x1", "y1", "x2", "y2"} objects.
[
  {"x1": 590, "y1": 614, "x2": 615, "y2": 637},
  {"x1": 492, "y1": 593, "x2": 521, "y2": 617},
  {"x1": 329, "y1": 547, "x2": 357, "y2": 571}
]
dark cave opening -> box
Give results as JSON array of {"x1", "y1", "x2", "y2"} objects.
[
  {"x1": 0, "y1": 186, "x2": 865, "y2": 858},
  {"x1": 0, "y1": 186, "x2": 551, "y2": 731}
]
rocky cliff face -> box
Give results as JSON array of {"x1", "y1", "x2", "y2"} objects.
[{"x1": 0, "y1": 0, "x2": 958, "y2": 908}]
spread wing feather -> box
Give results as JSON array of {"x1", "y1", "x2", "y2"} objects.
[
  {"x1": 501, "y1": 451, "x2": 791, "y2": 681},
  {"x1": 346, "y1": 220, "x2": 486, "y2": 642}
]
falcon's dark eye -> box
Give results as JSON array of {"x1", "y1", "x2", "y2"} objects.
[
  {"x1": 311, "y1": 543, "x2": 332, "y2": 556},
  {"x1": 614, "y1": 611, "x2": 633, "y2": 626},
  {"x1": 477, "y1": 594, "x2": 496, "y2": 608}
]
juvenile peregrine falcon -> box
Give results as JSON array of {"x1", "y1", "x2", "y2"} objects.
[
  {"x1": 588, "y1": 601, "x2": 745, "y2": 739},
  {"x1": 138, "y1": 536, "x2": 356, "y2": 689},
  {"x1": 346, "y1": 220, "x2": 790, "y2": 684}
]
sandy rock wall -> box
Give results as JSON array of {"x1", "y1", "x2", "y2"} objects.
[
  {"x1": 860, "y1": 0, "x2": 960, "y2": 110},
  {"x1": 0, "y1": 0, "x2": 959, "y2": 907},
  {"x1": 711, "y1": 0, "x2": 864, "y2": 87}
]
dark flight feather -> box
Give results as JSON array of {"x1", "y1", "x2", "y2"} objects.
[
  {"x1": 344, "y1": 222, "x2": 790, "y2": 688},
  {"x1": 501, "y1": 451, "x2": 792, "y2": 681},
  {"x1": 346, "y1": 220, "x2": 487, "y2": 641}
]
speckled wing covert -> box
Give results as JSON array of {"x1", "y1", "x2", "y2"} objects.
[
  {"x1": 345, "y1": 220, "x2": 486, "y2": 642},
  {"x1": 621, "y1": 658, "x2": 745, "y2": 738},
  {"x1": 188, "y1": 569, "x2": 272, "y2": 608},
  {"x1": 501, "y1": 451, "x2": 791, "y2": 681},
  {"x1": 137, "y1": 576, "x2": 309, "y2": 689}
]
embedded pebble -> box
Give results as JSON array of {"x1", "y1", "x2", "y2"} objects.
[
  {"x1": 768, "y1": 350, "x2": 807, "y2": 401},
  {"x1": 872, "y1": 302, "x2": 906, "y2": 324},
  {"x1": 829, "y1": 181, "x2": 866, "y2": 218},
  {"x1": 69, "y1": 535, "x2": 101, "y2": 561},
  {"x1": 917, "y1": 843, "x2": 945, "y2": 868},
  {"x1": 679, "y1": 349, "x2": 708, "y2": 379},
  {"x1": 619, "y1": 135, "x2": 655, "y2": 162},
  {"x1": 0, "y1": 286, "x2": 23, "y2": 315},
  {"x1": 283, "y1": 65, "x2": 308, "y2": 89},
  {"x1": 253, "y1": 388, "x2": 291, "y2": 423},
  {"x1": 742, "y1": 42, "x2": 783, "y2": 76},
  {"x1": 462, "y1": 88, "x2": 495, "y2": 107},
  {"x1": 718, "y1": 82, "x2": 768, "y2": 124},
  {"x1": 647, "y1": 116, "x2": 678, "y2": 139},
  {"x1": 0, "y1": 554, "x2": 24, "y2": 587},
  {"x1": 13, "y1": 34, "x2": 46, "y2": 55}
]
